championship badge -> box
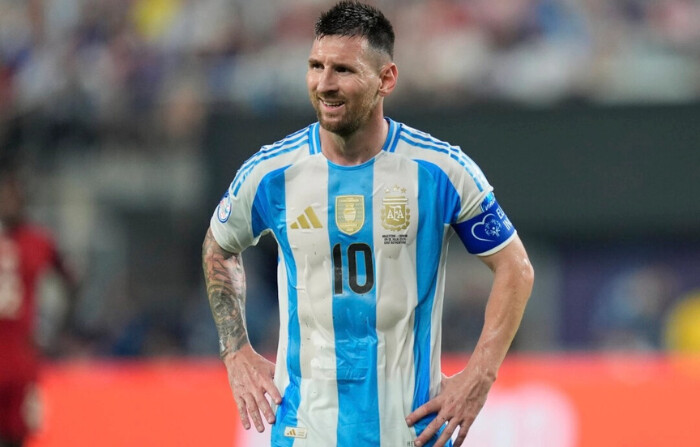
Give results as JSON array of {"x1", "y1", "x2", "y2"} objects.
[{"x1": 335, "y1": 195, "x2": 364, "y2": 235}]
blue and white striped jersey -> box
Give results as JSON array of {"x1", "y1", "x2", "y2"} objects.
[{"x1": 210, "y1": 118, "x2": 516, "y2": 447}]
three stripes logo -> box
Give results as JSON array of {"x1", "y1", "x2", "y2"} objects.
[
  {"x1": 284, "y1": 426, "x2": 308, "y2": 438},
  {"x1": 290, "y1": 206, "x2": 323, "y2": 230}
]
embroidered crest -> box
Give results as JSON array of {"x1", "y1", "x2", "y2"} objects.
[
  {"x1": 381, "y1": 185, "x2": 410, "y2": 231},
  {"x1": 217, "y1": 191, "x2": 232, "y2": 223},
  {"x1": 335, "y1": 195, "x2": 364, "y2": 235}
]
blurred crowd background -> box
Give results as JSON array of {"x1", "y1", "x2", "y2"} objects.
[{"x1": 1, "y1": 0, "x2": 699, "y2": 359}]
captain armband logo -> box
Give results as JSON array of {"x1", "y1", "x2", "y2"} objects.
[{"x1": 454, "y1": 193, "x2": 516, "y2": 255}]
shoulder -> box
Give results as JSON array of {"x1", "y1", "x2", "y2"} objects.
[
  {"x1": 387, "y1": 119, "x2": 489, "y2": 191},
  {"x1": 230, "y1": 124, "x2": 318, "y2": 197},
  {"x1": 248, "y1": 124, "x2": 316, "y2": 168},
  {"x1": 388, "y1": 121, "x2": 452, "y2": 152},
  {"x1": 387, "y1": 120, "x2": 465, "y2": 169}
]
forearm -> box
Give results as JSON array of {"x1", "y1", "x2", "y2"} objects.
[
  {"x1": 407, "y1": 240, "x2": 533, "y2": 446},
  {"x1": 202, "y1": 227, "x2": 249, "y2": 358},
  {"x1": 469, "y1": 241, "x2": 534, "y2": 381}
]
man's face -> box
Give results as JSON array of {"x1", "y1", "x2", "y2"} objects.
[{"x1": 307, "y1": 35, "x2": 385, "y2": 136}]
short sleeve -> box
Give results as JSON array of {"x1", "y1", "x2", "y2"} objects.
[
  {"x1": 209, "y1": 175, "x2": 261, "y2": 254},
  {"x1": 446, "y1": 150, "x2": 517, "y2": 256}
]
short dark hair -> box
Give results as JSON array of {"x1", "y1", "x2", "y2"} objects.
[{"x1": 315, "y1": 1, "x2": 395, "y2": 59}]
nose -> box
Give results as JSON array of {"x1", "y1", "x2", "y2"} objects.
[{"x1": 316, "y1": 68, "x2": 337, "y2": 94}]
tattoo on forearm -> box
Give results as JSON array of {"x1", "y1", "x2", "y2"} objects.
[{"x1": 202, "y1": 229, "x2": 248, "y2": 358}]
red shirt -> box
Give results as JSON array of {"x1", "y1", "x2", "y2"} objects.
[{"x1": 0, "y1": 224, "x2": 58, "y2": 380}]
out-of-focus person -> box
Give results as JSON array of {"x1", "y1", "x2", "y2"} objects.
[{"x1": 0, "y1": 165, "x2": 79, "y2": 447}]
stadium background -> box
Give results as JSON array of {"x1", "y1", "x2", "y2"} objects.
[{"x1": 1, "y1": 0, "x2": 699, "y2": 445}]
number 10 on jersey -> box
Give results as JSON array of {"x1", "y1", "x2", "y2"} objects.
[{"x1": 332, "y1": 243, "x2": 375, "y2": 295}]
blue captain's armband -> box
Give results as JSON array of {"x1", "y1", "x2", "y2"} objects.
[{"x1": 454, "y1": 193, "x2": 516, "y2": 255}]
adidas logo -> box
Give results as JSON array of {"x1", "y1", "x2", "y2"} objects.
[
  {"x1": 284, "y1": 426, "x2": 307, "y2": 438},
  {"x1": 290, "y1": 206, "x2": 323, "y2": 229}
]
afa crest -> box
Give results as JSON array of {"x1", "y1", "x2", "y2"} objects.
[
  {"x1": 381, "y1": 185, "x2": 410, "y2": 231},
  {"x1": 335, "y1": 195, "x2": 364, "y2": 235}
]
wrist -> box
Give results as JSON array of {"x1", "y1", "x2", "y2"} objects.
[
  {"x1": 462, "y1": 355, "x2": 499, "y2": 385},
  {"x1": 220, "y1": 340, "x2": 250, "y2": 361}
]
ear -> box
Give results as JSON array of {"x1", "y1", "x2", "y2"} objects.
[{"x1": 378, "y1": 63, "x2": 398, "y2": 97}]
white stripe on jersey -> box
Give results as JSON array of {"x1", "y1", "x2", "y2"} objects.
[{"x1": 283, "y1": 156, "x2": 340, "y2": 443}]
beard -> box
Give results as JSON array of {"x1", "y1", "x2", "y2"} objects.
[{"x1": 311, "y1": 91, "x2": 379, "y2": 137}]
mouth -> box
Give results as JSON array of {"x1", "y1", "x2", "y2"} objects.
[{"x1": 320, "y1": 98, "x2": 344, "y2": 110}]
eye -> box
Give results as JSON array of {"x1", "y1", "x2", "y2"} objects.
[{"x1": 309, "y1": 61, "x2": 323, "y2": 70}]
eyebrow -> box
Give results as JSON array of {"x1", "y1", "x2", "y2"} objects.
[{"x1": 307, "y1": 57, "x2": 349, "y2": 67}]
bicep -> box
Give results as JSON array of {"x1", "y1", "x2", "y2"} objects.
[
  {"x1": 478, "y1": 235, "x2": 533, "y2": 281},
  {"x1": 203, "y1": 226, "x2": 246, "y2": 297},
  {"x1": 203, "y1": 227, "x2": 238, "y2": 261},
  {"x1": 202, "y1": 227, "x2": 242, "y2": 283}
]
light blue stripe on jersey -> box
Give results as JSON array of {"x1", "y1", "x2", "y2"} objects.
[
  {"x1": 327, "y1": 160, "x2": 380, "y2": 446},
  {"x1": 251, "y1": 167, "x2": 288, "y2": 238},
  {"x1": 232, "y1": 129, "x2": 309, "y2": 196},
  {"x1": 256, "y1": 169, "x2": 302, "y2": 446},
  {"x1": 412, "y1": 161, "x2": 459, "y2": 447},
  {"x1": 414, "y1": 161, "x2": 462, "y2": 224},
  {"x1": 398, "y1": 128, "x2": 485, "y2": 192},
  {"x1": 382, "y1": 118, "x2": 400, "y2": 152},
  {"x1": 309, "y1": 122, "x2": 322, "y2": 154}
]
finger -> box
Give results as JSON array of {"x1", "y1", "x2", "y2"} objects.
[
  {"x1": 235, "y1": 398, "x2": 251, "y2": 430},
  {"x1": 265, "y1": 359, "x2": 277, "y2": 377},
  {"x1": 263, "y1": 378, "x2": 282, "y2": 404},
  {"x1": 415, "y1": 414, "x2": 446, "y2": 447},
  {"x1": 453, "y1": 423, "x2": 470, "y2": 447},
  {"x1": 406, "y1": 399, "x2": 440, "y2": 426},
  {"x1": 243, "y1": 394, "x2": 265, "y2": 432},
  {"x1": 434, "y1": 418, "x2": 459, "y2": 447},
  {"x1": 255, "y1": 388, "x2": 277, "y2": 424}
]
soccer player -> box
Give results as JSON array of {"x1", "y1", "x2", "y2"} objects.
[
  {"x1": 201, "y1": 2, "x2": 534, "y2": 446},
  {"x1": 0, "y1": 167, "x2": 79, "y2": 447}
]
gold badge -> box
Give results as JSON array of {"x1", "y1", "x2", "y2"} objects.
[
  {"x1": 335, "y1": 195, "x2": 364, "y2": 235},
  {"x1": 381, "y1": 185, "x2": 410, "y2": 231}
]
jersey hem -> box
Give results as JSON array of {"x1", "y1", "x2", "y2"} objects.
[{"x1": 209, "y1": 215, "x2": 241, "y2": 254}]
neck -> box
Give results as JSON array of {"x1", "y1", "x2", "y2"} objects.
[{"x1": 320, "y1": 114, "x2": 388, "y2": 166}]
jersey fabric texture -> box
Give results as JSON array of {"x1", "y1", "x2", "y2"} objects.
[
  {"x1": 0, "y1": 224, "x2": 57, "y2": 441},
  {"x1": 210, "y1": 118, "x2": 516, "y2": 447}
]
